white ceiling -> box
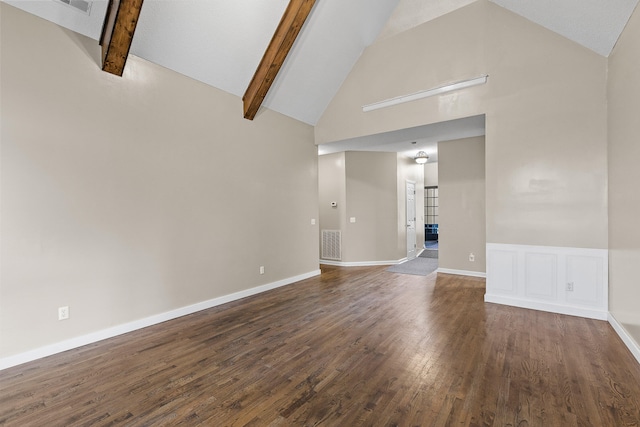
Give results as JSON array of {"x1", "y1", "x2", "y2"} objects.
[
  {"x1": 4, "y1": 0, "x2": 639, "y2": 136},
  {"x1": 379, "y1": 0, "x2": 639, "y2": 58}
]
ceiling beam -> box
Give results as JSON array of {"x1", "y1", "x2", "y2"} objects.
[
  {"x1": 242, "y1": 0, "x2": 316, "y2": 120},
  {"x1": 99, "y1": 0, "x2": 144, "y2": 76}
]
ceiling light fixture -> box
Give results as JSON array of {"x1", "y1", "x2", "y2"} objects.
[
  {"x1": 362, "y1": 75, "x2": 488, "y2": 112},
  {"x1": 414, "y1": 151, "x2": 429, "y2": 164}
]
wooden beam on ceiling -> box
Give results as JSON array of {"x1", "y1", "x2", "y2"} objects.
[
  {"x1": 99, "y1": 0, "x2": 144, "y2": 76},
  {"x1": 242, "y1": 0, "x2": 316, "y2": 120}
]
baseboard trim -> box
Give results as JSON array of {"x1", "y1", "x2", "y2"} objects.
[
  {"x1": 320, "y1": 258, "x2": 406, "y2": 267},
  {"x1": 437, "y1": 268, "x2": 486, "y2": 278},
  {"x1": 484, "y1": 294, "x2": 608, "y2": 320},
  {"x1": 608, "y1": 313, "x2": 640, "y2": 365},
  {"x1": 0, "y1": 269, "x2": 321, "y2": 371}
]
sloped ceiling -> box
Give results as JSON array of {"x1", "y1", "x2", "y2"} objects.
[
  {"x1": 490, "y1": 0, "x2": 639, "y2": 57},
  {"x1": 3, "y1": 0, "x2": 639, "y2": 128},
  {"x1": 379, "y1": 0, "x2": 640, "y2": 58}
]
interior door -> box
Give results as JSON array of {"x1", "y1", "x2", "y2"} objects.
[{"x1": 406, "y1": 181, "x2": 416, "y2": 260}]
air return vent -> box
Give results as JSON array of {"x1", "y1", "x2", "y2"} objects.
[
  {"x1": 54, "y1": 0, "x2": 92, "y2": 14},
  {"x1": 321, "y1": 230, "x2": 342, "y2": 261}
]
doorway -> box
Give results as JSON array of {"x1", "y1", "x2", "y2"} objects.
[
  {"x1": 424, "y1": 185, "x2": 439, "y2": 251},
  {"x1": 406, "y1": 180, "x2": 416, "y2": 260}
]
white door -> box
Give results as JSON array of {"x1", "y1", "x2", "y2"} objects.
[{"x1": 406, "y1": 181, "x2": 417, "y2": 260}]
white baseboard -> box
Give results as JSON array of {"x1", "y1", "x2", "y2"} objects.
[
  {"x1": 608, "y1": 313, "x2": 640, "y2": 365},
  {"x1": 437, "y1": 268, "x2": 486, "y2": 278},
  {"x1": 320, "y1": 258, "x2": 406, "y2": 267},
  {"x1": 0, "y1": 269, "x2": 321, "y2": 371},
  {"x1": 484, "y1": 294, "x2": 608, "y2": 320}
]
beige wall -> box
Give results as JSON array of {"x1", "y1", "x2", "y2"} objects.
[
  {"x1": 608, "y1": 3, "x2": 640, "y2": 344},
  {"x1": 0, "y1": 4, "x2": 319, "y2": 358},
  {"x1": 318, "y1": 151, "x2": 425, "y2": 263},
  {"x1": 316, "y1": 0, "x2": 608, "y2": 250},
  {"x1": 343, "y1": 152, "x2": 400, "y2": 262},
  {"x1": 424, "y1": 163, "x2": 438, "y2": 187},
  {"x1": 438, "y1": 137, "x2": 486, "y2": 272},
  {"x1": 318, "y1": 153, "x2": 346, "y2": 232},
  {"x1": 318, "y1": 152, "x2": 346, "y2": 259}
]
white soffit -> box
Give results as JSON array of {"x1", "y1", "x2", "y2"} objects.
[
  {"x1": 317, "y1": 115, "x2": 486, "y2": 163},
  {"x1": 489, "y1": 0, "x2": 640, "y2": 57}
]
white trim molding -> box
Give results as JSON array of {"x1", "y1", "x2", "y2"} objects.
[
  {"x1": 608, "y1": 313, "x2": 640, "y2": 365},
  {"x1": 485, "y1": 243, "x2": 608, "y2": 320},
  {"x1": 437, "y1": 268, "x2": 486, "y2": 278},
  {"x1": 320, "y1": 258, "x2": 406, "y2": 267},
  {"x1": 0, "y1": 269, "x2": 321, "y2": 371},
  {"x1": 362, "y1": 75, "x2": 488, "y2": 112}
]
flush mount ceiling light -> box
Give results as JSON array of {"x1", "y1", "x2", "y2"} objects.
[
  {"x1": 362, "y1": 75, "x2": 488, "y2": 112},
  {"x1": 414, "y1": 151, "x2": 429, "y2": 164}
]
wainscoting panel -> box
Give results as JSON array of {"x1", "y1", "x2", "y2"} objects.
[
  {"x1": 566, "y1": 255, "x2": 604, "y2": 308},
  {"x1": 486, "y1": 250, "x2": 518, "y2": 296},
  {"x1": 485, "y1": 244, "x2": 608, "y2": 320},
  {"x1": 524, "y1": 252, "x2": 557, "y2": 302}
]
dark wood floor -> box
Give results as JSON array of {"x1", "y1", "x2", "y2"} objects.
[{"x1": 1, "y1": 265, "x2": 640, "y2": 426}]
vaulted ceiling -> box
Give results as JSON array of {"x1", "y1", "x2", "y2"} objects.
[{"x1": 4, "y1": 0, "x2": 639, "y2": 127}]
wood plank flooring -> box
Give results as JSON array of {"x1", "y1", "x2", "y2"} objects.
[{"x1": 1, "y1": 265, "x2": 640, "y2": 426}]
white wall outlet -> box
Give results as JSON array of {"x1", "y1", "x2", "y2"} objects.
[
  {"x1": 350, "y1": 217, "x2": 356, "y2": 223},
  {"x1": 566, "y1": 282, "x2": 574, "y2": 291},
  {"x1": 259, "y1": 266, "x2": 265, "y2": 275},
  {"x1": 58, "y1": 306, "x2": 69, "y2": 320},
  {"x1": 469, "y1": 253, "x2": 475, "y2": 262},
  {"x1": 311, "y1": 218, "x2": 316, "y2": 225}
]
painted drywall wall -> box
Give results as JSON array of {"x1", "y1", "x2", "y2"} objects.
[
  {"x1": 438, "y1": 137, "x2": 486, "y2": 272},
  {"x1": 608, "y1": 3, "x2": 640, "y2": 346},
  {"x1": 318, "y1": 153, "x2": 346, "y2": 257},
  {"x1": 397, "y1": 155, "x2": 425, "y2": 257},
  {"x1": 424, "y1": 163, "x2": 438, "y2": 187},
  {"x1": 318, "y1": 153, "x2": 346, "y2": 231},
  {"x1": 343, "y1": 152, "x2": 400, "y2": 262},
  {"x1": 316, "y1": 0, "x2": 608, "y2": 250},
  {"x1": 0, "y1": 4, "x2": 319, "y2": 358},
  {"x1": 318, "y1": 152, "x2": 424, "y2": 264}
]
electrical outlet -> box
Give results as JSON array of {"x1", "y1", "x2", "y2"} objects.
[
  {"x1": 260, "y1": 266, "x2": 265, "y2": 275},
  {"x1": 311, "y1": 218, "x2": 316, "y2": 225},
  {"x1": 469, "y1": 253, "x2": 475, "y2": 262},
  {"x1": 58, "y1": 306, "x2": 69, "y2": 320},
  {"x1": 350, "y1": 217, "x2": 356, "y2": 223},
  {"x1": 566, "y1": 282, "x2": 574, "y2": 291}
]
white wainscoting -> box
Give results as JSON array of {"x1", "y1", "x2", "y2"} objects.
[{"x1": 485, "y1": 243, "x2": 608, "y2": 320}]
